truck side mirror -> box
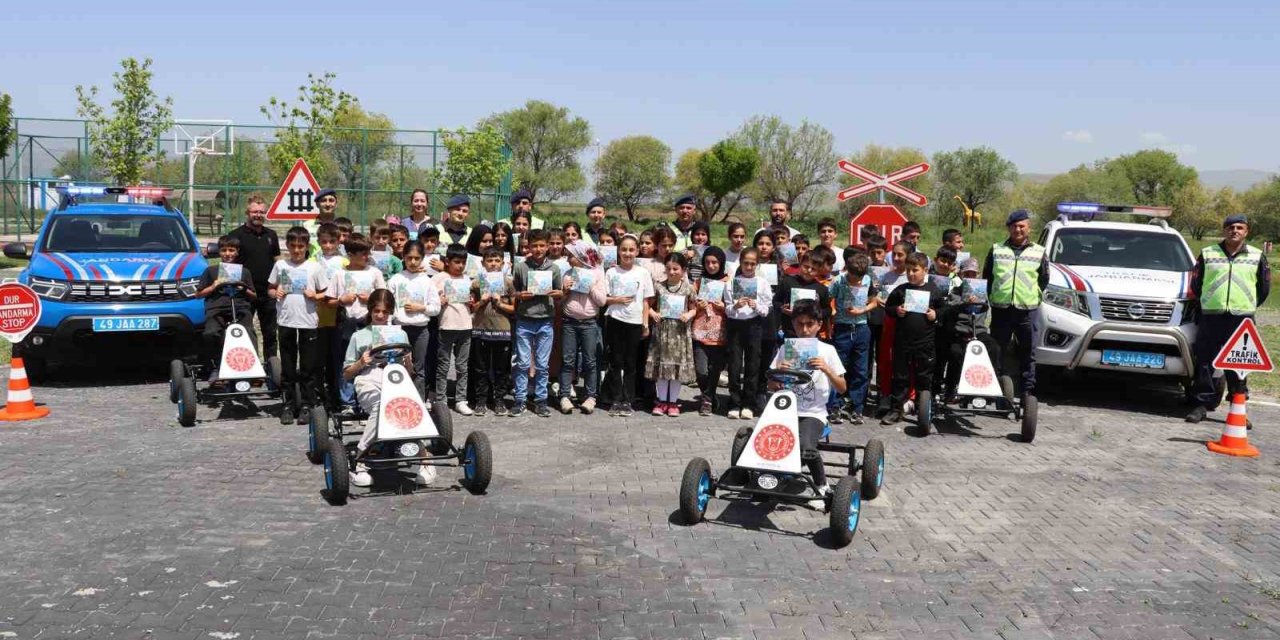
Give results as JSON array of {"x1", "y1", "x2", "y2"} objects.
[
  {"x1": 204, "y1": 242, "x2": 219, "y2": 259},
  {"x1": 3, "y1": 243, "x2": 28, "y2": 260}
]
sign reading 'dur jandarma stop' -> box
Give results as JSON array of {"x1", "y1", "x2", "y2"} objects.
[{"x1": 0, "y1": 283, "x2": 42, "y2": 343}]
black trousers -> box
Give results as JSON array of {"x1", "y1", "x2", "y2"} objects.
[
  {"x1": 604, "y1": 317, "x2": 644, "y2": 407},
  {"x1": 471, "y1": 337, "x2": 512, "y2": 408},
  {"x1": 889, "y1": 340, "x2": 935, "y2": 407},
  {"x1": 725, "y1": 317, "x2": 763, "y2": 410},
  {"x1": 990, "y1": 307, "x2": 1037, "y2": 394},
  {"x1": 694, "y1": 342, "x2": 727, "y2": 409},
  {"x1": 798, "y1": 416, "x2": 827, "y2": 487},
  {"x1": 1191, "y1": 313, "x2": 1250, "y2": 410},
  {"x1": 278, "y1": 327, "x2": 321, "y2": 412},
  {"x1": 248, "y1": 291, "x2": 278, "y2": 359}
]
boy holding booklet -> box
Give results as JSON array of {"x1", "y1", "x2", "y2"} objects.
[
  {"x1": 469, "y1": 247, "x2": 516, "y2": 416},
  {"x1": 880, "y1": 252, "x2": 948, "y2": 425}
]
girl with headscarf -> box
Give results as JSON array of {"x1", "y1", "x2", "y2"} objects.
[
  {"x1": 692, "y1": 246, "x2": 729, "y2": 416},
  {"x1": 683, "y1": 220, "x2": 712, "y2": 282},
  {"x1": 557, "y1": 240, "x2": 609, "y2": 414}
]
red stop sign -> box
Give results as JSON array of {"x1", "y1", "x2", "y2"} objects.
[
  {"x1": 849, "y1": 203, "x2": 910, "y2": 247},
  {"x1": 0, "y1": 283, "x2": 41, "y2": 342}
]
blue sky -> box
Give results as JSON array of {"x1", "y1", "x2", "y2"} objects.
[{"x1": 5, "y1": 0, "x2": 1278, "y2": 173}]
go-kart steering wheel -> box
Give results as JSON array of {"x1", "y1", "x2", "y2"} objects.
[
  {"x1": 219, "y1": 279, "x2": 250, "y2": 292},
  {"x1": 369, "y1": 342, "x2": 413, "y2": 366},
  {"x1": 766, "y1": 368, "x2": 815, "y2": 392}
]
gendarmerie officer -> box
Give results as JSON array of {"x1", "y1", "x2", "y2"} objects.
[{"x1": 982, "y1": 209, "x2": 1048, "y2": 401}]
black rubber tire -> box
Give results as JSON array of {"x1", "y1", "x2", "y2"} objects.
[
  {"x1": 916, "y1": 389, "x2": 932, "y2": 435},
  {"x1": 307, "y1": 404, "x2": 330, "y2": 464},
  {"x1": 462, "y1": 431, "x2": 493, "y2": 494},
  {"x1": 324, "y1": 436, "x2": 349, "y2": 504},
  {"x1": 168, "y1": 359, "x2": 185, "y2": 403},
  {"x1": 1021, "y1": 394, "x2": 1038, "y2": 443},
  {"x1": 730, "y1": 427, "x2": 752, "y2": 466},
  {"x1": 177, "y1": 376, "x2": 197, "y2": 427},
  {"x1": 829, "y1": 475, "x2": 861, "y2": 548},
  {"x1": 679, "y1": 457, "x2": 713, "y2": 525},
  {"x1": 267, "y1": 356, "x2": 283, "y2": 392},
  {"x1": 429, "y1": 399, "x2": 454, "y2": 456},
  {"x1": 861, "y1": 439, "x2": 885, "y2": 501}
]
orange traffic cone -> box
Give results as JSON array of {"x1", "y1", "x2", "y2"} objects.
[
  {"x1": 0, "y1": 357, "x2": 50, "y2": 421},
  {"x1": 1206, "y1": 393, "x2": 1259, "y2": 458}
]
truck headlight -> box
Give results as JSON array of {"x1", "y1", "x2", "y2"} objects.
[
  {"x1": 1043, "y1": 285, "x2": 1088, "y2": 316},
  {"x1": 29, "y1": 276, "x2": 69, "y2": 300},
  {"x1": 179, "y1": 277, "x2": 202, "y2": 298}
]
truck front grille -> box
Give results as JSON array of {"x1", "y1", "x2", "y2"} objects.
[
  {"x1": 1096, "y1": 296, "x2": 1174, "y2": 324},
  {"x1": 65, "y1": 280, "x2": 185, "y2": 303}
]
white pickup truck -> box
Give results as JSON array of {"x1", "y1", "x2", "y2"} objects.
[{"x1": 1034, "y1": 203, "x2": 1198, "y2": 380}]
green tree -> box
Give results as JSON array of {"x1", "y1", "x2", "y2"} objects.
[
  {"x1": 695, "y1": 140, "x2": 758, "y2": 222},
  {"x1": 435, "y1": 126, "x2": 510, "y2": 197},
  {"x1": 482, "y1": 100, "x2": 590, "y2": 203},
  {"x1": 1169, "y1": 181, "x2": 1217, "y2": 240},
  {"x1": 672, "y1": 149, "x2": 710, "y2": 215},
  {"x1": 1033, "y1": 163, "x2": 1131, "y2": 222},
  {"x1": 75, "y1": 57, "x2": 174, "y2": 184},
  {"x1": 0, "y1": 93, "x2": 14, "y2": 163},
  {"x1": 734, "y1": 115, "x2": 837, "y2": 218},
  {"x1": 931, "y1": 146, "x2": 1017, "y2": 225},
  {"x1": 51, "y1": 149, "x2": 103, "y2": 182},
  {"x1": 260, "y1": 72, "x2": 355, "y2": 183},
  {"x1": 1104, "y1": 149, "x2": 1198, "y2": 206},
  {"x1": 594, "y1": 136, "x2": 671, "y2": 221},
  {"x1": 1242, "y1": 177, "x2": 1280, "y2": 242},
  {"x1": 836, "y1": 143, "x2": 931, "y2": 217},
  {"x1": 329, "y1": 103, "x2": 396, "y2": 189}
]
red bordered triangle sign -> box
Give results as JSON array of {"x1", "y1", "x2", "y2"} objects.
[
  {"x1": 266, "y1": 158, "x2": 323, "y2": 220},
  {"x1": 1212, "y1": 317, "x2": 1273, "y2": 375}
]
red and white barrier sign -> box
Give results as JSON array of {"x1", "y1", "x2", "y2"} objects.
[{"x1": 0, "y1": 283, "x2": 42, "y2": 343}]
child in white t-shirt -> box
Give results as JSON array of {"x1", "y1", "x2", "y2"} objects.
[
  {"x1": 386, "y1": 239, "x2": 442, "y2": 399},
  {"x1": 328, "y1": 234, "x2": 387, "y2": 410},
  {"x1": 268, "y1": 226, "x2": 330, "y2": 424},
  {"x1": 602, "y1": 234, "x2": 655, "y2": 417}
]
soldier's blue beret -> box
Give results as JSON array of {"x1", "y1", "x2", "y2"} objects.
[
  {"x1": 316, "y1": 189, "x2": 337, "y2": 200},
  {"x1": 510, "y1": 189, "x2": 532, "y2": 204},
  {"x1": 446, "y1": 195, "x2": 471, "y2": 209},
  {"x1": 674, "y1": 194, "x2": 696, "y2": 208},
  {"x1": 1006, "y1": 209, "x2": 1031, "y2": 225},
  {"x1": 1223, "y1": 214, "x2": 1248, "y2": 227}
]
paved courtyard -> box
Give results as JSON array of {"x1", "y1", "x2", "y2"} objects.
[{"x1": 0, "y1": 368, "x2": 1278, "y2": 639}]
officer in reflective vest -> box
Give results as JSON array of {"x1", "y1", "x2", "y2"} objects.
[
  {"x1": 435, "y1": 195, "x2": 472, "y2": 248},
  {"x1": 982, "y1": 209, "x2": 1048, "y2": 399},
  {"x1": 510, "y1": 189, "x2": 545, "y2": 231},
  {"x1": 1185, "y1": 214, "x2": 1271, "y2": 424},
  {"x1": 669, "y1": 194, "x2": 700, "y2": 252}
]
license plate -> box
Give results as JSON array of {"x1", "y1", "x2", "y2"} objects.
[
  {"x1": 92, "y1": 316, "x2": 160, "y2": 332},
  {"x1": 1101, "y1": 349, "x2": 1165, "y2": 369}
]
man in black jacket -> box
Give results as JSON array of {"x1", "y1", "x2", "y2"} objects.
[{"x1": 227, "y1": 195, "x2": 281, "y2": 358}]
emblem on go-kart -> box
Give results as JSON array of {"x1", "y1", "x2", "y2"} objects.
[
  {"x1": 384, "y1": 397, "x2": 423, "y2": 430},
  {"x1": 224, "y1": 347, "x2": 256, "y2": 372},
  {"x1": 230, "y1": 326, "x2": 244, "y2": 339},
  {"x1": 970, "y1": 343, "x2": 983, "y2": 355},
  {"x1": 773, "y1": 395, "x2": 792, "y2": 410},
  {"x1": 753, "y1": 424, "x2": 795, "y2": 461},
  {"x1": 964, "y1": 365, "x2": 994, "y2": 389},
  {"x1": 387, "y1": 370, "x2": 405, "y2": 384}
]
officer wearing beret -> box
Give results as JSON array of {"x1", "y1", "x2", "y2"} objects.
[
  {"x1": 670, "y1": 194, "x2": 700, "y2": 252},
  {"x1": 1185, "y1": 214, "x2": 1271, "y2": 424},
  {"x1": 982, "y1": 209, "x2": 1049, "y2": 401},
  {"x1": 435, "y1": 195, "x2": 472, "y2": 247},
  {"x1": 510, "y1": 189, "x2": 545, "y2": 230},
  {"x1": 584, "y1": 197, "x2": 608, "y2": 246}
]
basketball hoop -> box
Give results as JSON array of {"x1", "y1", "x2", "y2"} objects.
[{"x1": 172, "y1": 119, "x2": 234, "y2": 228}]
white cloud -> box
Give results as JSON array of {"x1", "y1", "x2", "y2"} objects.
[
  {"x1": 1062, "y1": 129, "x2": 1093, "y2": 143},
  {"x1": 1140, "y1": 132, "x2": 1196, "y2": 156}
]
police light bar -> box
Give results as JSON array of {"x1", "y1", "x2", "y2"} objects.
[
  {"x1": 1056, "y1": 202, "x2": 1172, "y2": 218},
  {"x1": 107, "y1": 186, "x2": 172, "y2": 198},
  {"x1": 57, "y1": 186, "x2": 107, "y2": 196}
]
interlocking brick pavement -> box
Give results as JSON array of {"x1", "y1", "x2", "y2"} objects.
[{"x1": 0, "y1": 368, "x2": 1278, "y2": 639}]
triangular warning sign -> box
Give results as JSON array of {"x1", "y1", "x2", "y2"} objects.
[
  {"x1": 1212, "y1": 317, "x2": 1273, "y2": 374},
  {"x1": 266, "y1": 158, "x2": 323, "y2": 220}
]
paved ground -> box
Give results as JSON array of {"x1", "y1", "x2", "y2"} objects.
[{"x1": 1, "y1": 368, "x2": 1278, "y2": 640}]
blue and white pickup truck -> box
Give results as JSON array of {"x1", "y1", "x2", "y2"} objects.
[{"x1": 4, "y1": 187, "x2": 209, "y2": 380}]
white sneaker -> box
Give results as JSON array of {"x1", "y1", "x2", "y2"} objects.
[
  {"x1": 741, "y1": 408, "x2": 754, "y2": 420},
  {"x1": 580, "y1": 397, "x2": 596, "y2": 414},
  {"x1": 727, "y1": 408, "x2": 741, "y2": 420},
  {"x1": 351, "y1": 463, "x2": 372, "y2": 488},
  {"x1": 455, "y1": 402, "x2": 474, "y2": 416},
  {"x1": 412, "y1": 464, "x2": 437, "y2": 487},
  {"x1": 559, "y1": 397, "x2": 574, "y2": 414},
  {"x1": 807, "y1": 483, "x2": 832, "y2": 511}
]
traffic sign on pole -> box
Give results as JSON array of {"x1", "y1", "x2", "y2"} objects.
[
  {"x1": 836, "y1": 160, "x2": 930, "y2": 207},
  {"x1": 849, "y1": 204, "x2": 910, "y2": 246},
  {"x1": 0, "y1": 283, "x2": 42, "y2": 344},
  {"x1": 266, "y1": 158, "x2": 323, "y2": 221},
  {"x1": 1212, "y1": 318, "x2": 1273, "y2": 377}
]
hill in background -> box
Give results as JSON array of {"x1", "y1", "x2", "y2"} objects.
[{"x1": 1021, "y1": 169, "x2": 1275, "y2": 191}]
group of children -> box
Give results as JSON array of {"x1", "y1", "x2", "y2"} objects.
[{"x1": 199, "y1": 203, "x2": 996, "y2": 431}]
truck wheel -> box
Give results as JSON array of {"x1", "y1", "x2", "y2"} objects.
[
  {"x1": 323, "y1": 437, "x2": 349, "y2": 504},
  {"x1": 168, "y1": 359, "x2": 185, "y2": 403},
  {"x1": 679, "y1": 457, "x2": 713, "y2": 525},
  {"x1": 829, "y1": 475, "x2": 861, "y2": 548},
  {"x1": 429, "y1": 399, "x2": 454, "y2": 456},
  {"x1": 1021, "y1": 394, "x2": 1038, "y2": 443},
  {"x1": 177, "y1": 376, "x2": 197, "y2": 427},
  {"x1": 462, "y1": 431, "x2": 493, "y2": 494},
  {"x1": 861, "y1": 439, "x2": 885, "y2": 500},
  {"x1": 916, "y1": 390, "x2": 932, "y2": 435},
  {"x1": 307, "y1": 404, "x2": 330, "y2": 464}
]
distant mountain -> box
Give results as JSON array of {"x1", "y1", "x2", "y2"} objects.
[{"x1": 1018, "y1": 170, "x2": 1274, "y2": 192}]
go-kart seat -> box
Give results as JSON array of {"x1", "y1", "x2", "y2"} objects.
[{"x1": 50, "y1": 219, "x2": 98, "y2": 251}]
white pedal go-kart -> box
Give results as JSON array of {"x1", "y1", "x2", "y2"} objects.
[
  {"x1": 678, "y1": 369, "x2": 885, "y2": 548},
  {"x1": 168, "y1": 281, "x2": 282, "y2": 427},
  {"x1": 933, "y1": 338, "x2": 1038, "y2": 443},
  {"x1": 312, "y1": 342, "x2": 492, "y2": 504}
]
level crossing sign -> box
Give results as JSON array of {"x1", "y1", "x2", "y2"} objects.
[
  {"x1": 1212, "y1": 317, "x2": 1273, "y2": 377},
  {"x1": 836, "y1": 160, "x2": 931, "y2": 207},
  {"x1": 266, "y1": 158, "x2": 323, "y2": 221}
]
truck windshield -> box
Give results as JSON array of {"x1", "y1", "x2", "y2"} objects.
[
  {"x1": 1049, "y1": 228, "x2": 1192, "y2": 272},
  {"x1": 41, "y1": 215, "x2": 194, "y2": 253}
]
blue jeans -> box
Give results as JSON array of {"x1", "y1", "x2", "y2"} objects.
[
  {"x1": 832, "y1": 323, "x2": 871, "y2": 412},
  {"x1": 560, "y1": 318, "x2": 600, "y2": 400},
  {"x1": 512, "y1": 318, "x2": 554, "y2": 406}
]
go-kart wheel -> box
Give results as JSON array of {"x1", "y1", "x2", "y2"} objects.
[
  {"x1": 730, "y1": 427, "x2": 752, "y2": 466},
  {"x1": 861, "y1": 439, "x2": 885, "y2": 500},
  {"x1": 168, "y1": 359, "x2": 185, "y2": 403},
  {"x1": 679, "y1": 457, "x2": 713, "y2": 525},
  {"x1": 1020, "y1": 394, "x2": 1038, "y2": 443},
  {"x1": 177, "y1": 376, "x2": 197, "y2": 427},
  {"x1": 323, "y1": 437, "x2": 349, "y2": 504},
  {"x1": 916, "y1": 390, "x2": 932, "y2": 435},
  {"x1": 461, "y1": 431, "x2": 492, "y2": 494},
  {"x1": 267, "y1": 356, "x2": 283, "y2": 392},
  {"x1": 307, "y1": 404, "x2": 331, "y2": 464},
  {"x1": 429, "y1": 399, "x2": 453, "y2": 456},
  {"x1": 829, "y1": 475, "x2": 861, "y2": 548}
]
